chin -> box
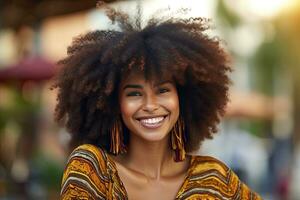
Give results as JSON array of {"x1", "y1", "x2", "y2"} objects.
[
  {"x1": 132, "y1": 127, "x2": 171, "y2": 143},
  {"x1": 141, "y1": 132, "x2": 169, "y2": 142}
]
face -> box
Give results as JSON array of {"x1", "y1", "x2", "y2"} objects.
[{"x1": 119, "y1": 72, "x2": 180, "y2": 142}]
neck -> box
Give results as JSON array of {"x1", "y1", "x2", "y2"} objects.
[{"x1": 125, "y1": 134, "x2": 176, "y2": 180}]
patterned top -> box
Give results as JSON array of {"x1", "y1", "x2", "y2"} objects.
[{"x1": 61, "y1": 144, "x2": 262, "y2": 200}]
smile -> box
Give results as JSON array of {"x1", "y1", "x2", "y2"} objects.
[{"x1": 136, "y1": 115, "x2": 167, "y2": 129}]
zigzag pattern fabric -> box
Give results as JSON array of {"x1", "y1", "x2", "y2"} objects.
[{"x1": 61, "y1": 144, "x2": 261, "y2": 200}]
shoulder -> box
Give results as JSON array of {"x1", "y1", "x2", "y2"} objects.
[
  {"x1": 60, "y1": 144, "x2": 111, "y2": 199},
  {"x1": 189, "y1": 155, "x2": 230, "y2": 175},
  {"x1": 182, "y1": 155, "x2": 262, "y2": 200},
  {"x1": 67, "y1": 144, "x2": 109, "y2": 173}
]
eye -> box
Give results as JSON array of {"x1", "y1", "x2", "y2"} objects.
[
  {"x1": 126, "y1": 91, "x2": 142, "y2": 97},
  {"x1": 158, "y1": 88, "x2": 170, "y2": 94}
]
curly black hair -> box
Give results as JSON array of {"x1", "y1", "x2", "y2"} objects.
[{"x1": 53, "y1": 6, "x2": 231, "y2": 153}]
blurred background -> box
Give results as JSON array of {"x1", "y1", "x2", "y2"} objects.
[{"x1": 0, "y1": 0, "x2": 299, "y2": 199}]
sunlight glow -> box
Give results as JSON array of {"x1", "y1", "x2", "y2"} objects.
[
  {"x1": 247, "y1": 0, "x2": 290, "y2": 18},
  {"x1": 145, "y1": 0, "x2": 216, "y2": 18}
]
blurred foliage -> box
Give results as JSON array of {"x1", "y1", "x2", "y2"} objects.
[
  {"x1": 0, "y1": 84, "x2": 63, "y2": 196},
  {"x1": 32, "y1": 151, "x2": 63, "y2": 190},
  {"x1": 239, "y1": 119, "x2": 272, "y2": 137},
  {"x1": 215, "y1": 0, "x2": 295, "y2": 137},
  {"x1": 276, "y1": 8, "x2": 300, "y2": 144},
  {"x1": 251, "y1": 33, "x2": 284, "y2": 96},
  {"x1": 216, "y1": 0, "x2": 241, "y2": 28},
  {"x1": 0, "y1": 86, "x2": 38, "y2": 135}
]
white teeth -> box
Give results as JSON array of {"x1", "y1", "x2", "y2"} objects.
[{"x1": 140, "y1": 117, "x2": 164, "y2": 124}]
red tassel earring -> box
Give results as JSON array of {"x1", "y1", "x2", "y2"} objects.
[{"x1": 171, "y1": 116, "x2": 186, "y2": 162}]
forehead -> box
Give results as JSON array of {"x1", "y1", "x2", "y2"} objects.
[{"x1": 120, "y1": 70, "x2": 173, "y2": 85}]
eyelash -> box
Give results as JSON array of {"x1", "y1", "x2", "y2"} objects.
[
  {"x1": 126, "y1": 91, "x2": 142, "y2": 97},
  {"x1": 125, "y1": 87, "x2": 170, "y2": 97},
  {"x1": 158, "y1": 88, "x2": 170, "y2": 93}
]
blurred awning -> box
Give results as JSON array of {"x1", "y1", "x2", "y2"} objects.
[
  {"x1": 226, "y1": 91, "x2": 291, "y2": 119},
  {"x1": 0, "y1": 56, "x2": 55, "y2": 83},
  {"x1": 0, "y1": 0, "x2": 120, "y2": 30}
]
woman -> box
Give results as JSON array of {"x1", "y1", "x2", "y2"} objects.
[{"x1": 54, "y1": 5, "x2": 262, "y2": 200}]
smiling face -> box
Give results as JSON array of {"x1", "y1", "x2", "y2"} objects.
[{"x1": 119, "y1": 71, "x2": 180, "y2": 143}]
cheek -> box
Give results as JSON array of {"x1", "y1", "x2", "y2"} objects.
[
  {"x1": 119, "y1": 98, "x2": 138, "y2": 119},
  {"x1": 163, "y1": 94, "x2": 180, "y2": 117},
  {"x1": 169, "y1": 98, "x2": 179, "y2": 112}
]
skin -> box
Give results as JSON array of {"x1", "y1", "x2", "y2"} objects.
[{"x1": 110, "y1": 71, "x2": 191, "y2": 200}]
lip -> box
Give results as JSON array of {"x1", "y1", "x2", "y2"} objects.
[{"x1": 135, "y1": 115, "x2": 168, "y2": 129}]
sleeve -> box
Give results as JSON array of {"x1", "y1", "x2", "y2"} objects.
[
  {"x1": 237, "y1": 177, "x2": 262, "y2": 200},
  {"x1": 189, "y1": 156, "x2": 262, "y2": 200},
  {"x1": 60, "y1": 144, "x2": 110, "y2": 200},
  {"x1": 228, "y1": 169, "x2": 262, "y2": 200}
]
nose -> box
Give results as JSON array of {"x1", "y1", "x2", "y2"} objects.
[{"x1": 142, "y1": 93, "x2": 159, "y2": 112}]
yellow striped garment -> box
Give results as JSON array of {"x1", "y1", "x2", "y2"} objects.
[{"x1": 61, "y1": 144, "x2": 262, "y2": 200}]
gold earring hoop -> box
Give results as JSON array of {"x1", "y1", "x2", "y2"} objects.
[
  {"x1": 171, "y1": 116, "x2": 186, "y2": 162},
  {"x1": 110, "y1": 118, "x2": 127, "y2": 155}
]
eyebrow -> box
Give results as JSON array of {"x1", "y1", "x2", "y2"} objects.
[{"x1": 123, "y1": 84, "x2": 143, "y2": 90}]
